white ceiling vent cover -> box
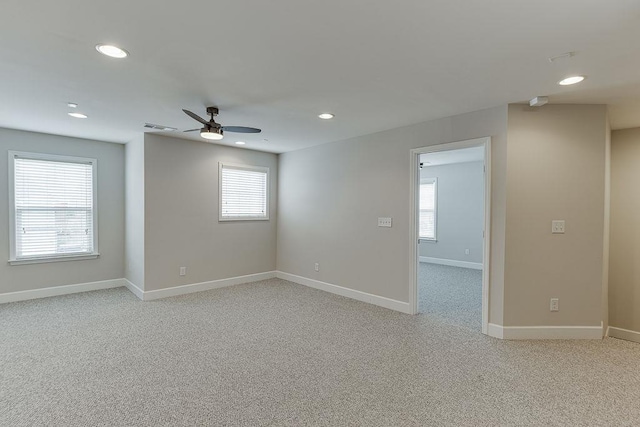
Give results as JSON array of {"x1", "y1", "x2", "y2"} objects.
[{"x1": 144, "y1": 123, "x2": 177, "y2": 131}]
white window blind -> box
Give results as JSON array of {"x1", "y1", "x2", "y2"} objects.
[
  {"x1": 419, "y1": 179, "x2": 437, "y2": 240},
  {"x1": 219, "y1": 163, "x2": 269, "y2": 221},
  {"x1": 10, "y1": 152, "x2": 97, "y2": 262}
]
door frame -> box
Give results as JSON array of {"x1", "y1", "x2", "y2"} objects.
[{"x1": 409, "y1": 137, "x2": 491, "y2": 335}]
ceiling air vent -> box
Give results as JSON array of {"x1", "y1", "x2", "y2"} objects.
[{"x1": 144, "y1": 123, "x2": 177, "y2": 131}]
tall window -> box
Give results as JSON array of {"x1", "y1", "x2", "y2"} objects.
[
  {"x1": 9, "y1": 151, "x2": 98, "y2": 264},
  {"x1": 219, "y1": 163, "x2": 269, "y2": 221},
  {"x1": 419, "y1": 178, "x2": 437, "y2": 240}
]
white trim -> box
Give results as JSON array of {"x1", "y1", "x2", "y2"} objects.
[
  {"x1": 601, "y1": 131, "x2": 611, "y2": 337},
  {"x1": 487, "y1": 323, "x2": 504, "y2": 339},
  {"x1": 419, "y1": 256, "x2": 483, "y2": 270},
  {"x1": 608, "y1": 326, "x2": 640, "y2": 344},
  {"x1": 0, "y1": 278, "x2": 123, "y2": 304},
  {"x1": 132, "y1": 271, "x2": 277, "y2": 301},
  {"x1": 123, "y1": 279, "x2": 144, "y2": 300},
  {"x1": 8, "y1": 150, "x2": 99, "y2": 263},
  {"x1": 410, "y1": 137, "x2": 491, "y2": 333},
  {"x1": 276, "y1": 271, "x2": 412, "y2": 314},
  {"x1": 488, "y1": 324, "x2": 602, "y2": 340},
  {"x1": 9, "y1": 253, "x2": 100, "y2": 265},
  {"x1": 218, "y1": 162, "x2": 270, "y2": 221},
  {"x1": 482, "y1": 140, "x2": 492, "y2": 335},
  {"x1": 409, "y1": 152, "x2": 419, "y2": 315}
]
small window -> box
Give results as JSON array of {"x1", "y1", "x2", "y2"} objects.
[
  {"x1": 219, "y1": 163, "x2": 269, "y2": 221},
  {"x1": 9, "y1": 151, "x2": 98, "y2": 265},
  {"x1": 419, "y1": 178, "x2": 437, "y2": 240}
]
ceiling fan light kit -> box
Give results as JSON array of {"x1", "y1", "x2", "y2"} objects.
[{"x1": 201, "y1": 127, "x2": 224, "y2": 140}]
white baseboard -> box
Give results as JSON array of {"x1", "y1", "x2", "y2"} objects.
[
  {"x1": 487, "y1": 323, "x2": 602, "y2": 340},
  {"x1": 0, "y1": 278, "x2": 124, "y2": 304},
  {"x1": 419, "y1": 256, "x2": 482, "y2": 270},
  {"x1": 276, "y1": 271, "x2": 411, "y2": 314},
  {"x1": 608, "y1": 326, "x2": 640, "y2": 344},
  {"x1": 487, "y1": 323, "x2": 504, "y2": 339},
  {"x1": 130, "y1": 271, "x2": 277, "y2": 301},
  {"x1": 123, "y1": 279, "x2": 144, "y2": 300}
]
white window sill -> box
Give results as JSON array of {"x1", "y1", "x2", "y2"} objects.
[
  {"x1": 219, "y1": 217, "x2": 270, "y2": 222},
  {"x1": 9, "y1": 253, "x2": 100, "y2": 266},
  {"x1": 419, "y1": 238, "x2": 437, "y2": 243}
]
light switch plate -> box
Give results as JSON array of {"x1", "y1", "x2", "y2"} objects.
[
  {"x1": 378, "y1": 217, "x2": 392, "y2": 227},
  {"x1": 552, "y1": 220, "x2": 565, "y2": 234}
]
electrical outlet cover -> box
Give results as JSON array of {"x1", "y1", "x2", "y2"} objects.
[{"x1": 552, "y1": 220, "x2": 565, "y2": 234}]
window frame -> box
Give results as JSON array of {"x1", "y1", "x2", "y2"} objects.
[
  {"x1": 419, "y1": 177, "x2": 437, "y2": 241},
  {"x1": 218, "y1": 162, "x2": 270, "y2": 222},
  {"x1": 8, "y1": 151, "x2": 99, "y2": 265}
]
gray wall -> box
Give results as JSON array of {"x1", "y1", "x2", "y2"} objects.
[
  {"x1": 609, "y1": 127, "x2": 640, "y2": 333},
  {"x1": 504, "y1": 105, "x2": 607, "y2": 327},
  {"x1": 1, "y1": 104, "x2": 609, "y2": 333},
  {"x1": 0, "y1": 127, "x2": 124, "y2": 293},
  {"x1": 143, "y1": 134, "x2": 278, "y2": 291},
  {"x1": 125, "y1": 135, "x2": 145, "y2": 288},
  {"x1": 277, "y1": 106, "x2": 508, "y2": 325},
  {"x1": 278, "y1": 104, "x2": 608, "y2": 328},
  {"x1": 419, "y1": 161, "x2": 484, "y2": 264}
]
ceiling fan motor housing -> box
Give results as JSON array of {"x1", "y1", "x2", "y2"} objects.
[
  {"x1": 205, "y1": 106, "x2": 222, "y2": 133},
  {"x1": 205, "y1": 122, "x2": 222, "y2": 131},
  {"x1": 203, "y1": 126, "x2": 223, "y2": 135}
]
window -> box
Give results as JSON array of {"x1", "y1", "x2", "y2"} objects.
[
  {"x1": 219, "y1": 163, "x2": 269, "y2": 221},
  {"x1": 9, "y1": 151, "x2": 98, "y2": 264},
  {"x1": 419, "y1": 178, "x2": 437, "y2": 240}
]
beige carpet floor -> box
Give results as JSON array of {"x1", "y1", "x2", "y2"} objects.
[
  {"x1": 1, "y1": 278, "x2": 639, "y2": 426},
  {"x1": 419, "y1": 262, "x2": 483, "y2": 331}
]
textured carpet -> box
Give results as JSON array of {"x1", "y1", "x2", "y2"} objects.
[
  {"x1": 419, "y1": 262, "x2": 483, "y2": 332},
  {"x1": 1, "y1": 279, "x2": 639, "y2": 426}
]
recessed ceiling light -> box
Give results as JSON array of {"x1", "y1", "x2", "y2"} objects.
[
  {"x1": 558, "y1": 75, "x2": 585, "y2": 86},
  {"x1": 67, "y1": 102, "x2": 78, "y2": 108},
  {"x1": 68, "y1": 112, "x2": 88, "y2": 119},
  {"x1": 95, "y1": 44, "x2": 129, "y2": 59},
  {"x1": 318, "y1": 113, "x2": 334, "y2": 120},
  {"x1": 235, "y1": 141, "x2": 246, "y2": 145}
]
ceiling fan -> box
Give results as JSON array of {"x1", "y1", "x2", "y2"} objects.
[{"x1": 183, "y1": 107, "x2": 261, "y2": 141}]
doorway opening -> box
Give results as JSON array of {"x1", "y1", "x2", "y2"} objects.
[{"x1": 409, "y1": 138, "x2": 491, "y2": 334}]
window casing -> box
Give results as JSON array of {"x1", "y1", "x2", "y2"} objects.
[
  {"x1": 8, "y1": 151, "x2": 98, "y2": 265},
  {"x1": 419, "y1": 177, "x2": 437, "y2": 240},
  {"x1": 219, "y1": 163, "x2": 269, "y2": 221}
]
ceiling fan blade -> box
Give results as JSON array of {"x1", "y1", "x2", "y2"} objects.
[
  {"x1": 182, "y1": 109, "x2": 209, "y2": 126},
  {"x1": 221, "y1": 126, "x2": 262, "y2": 134},
  {"x1": 183, "y1": 128, "x2": 200, "y2": 132}
]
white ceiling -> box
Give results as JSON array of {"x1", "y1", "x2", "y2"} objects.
[
  {"x1": 1, "y1": 1, "x2": 640, "y2": 153},
  {"x1": 421, "y1": 146, "x2": 484, "y2": 166}
]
